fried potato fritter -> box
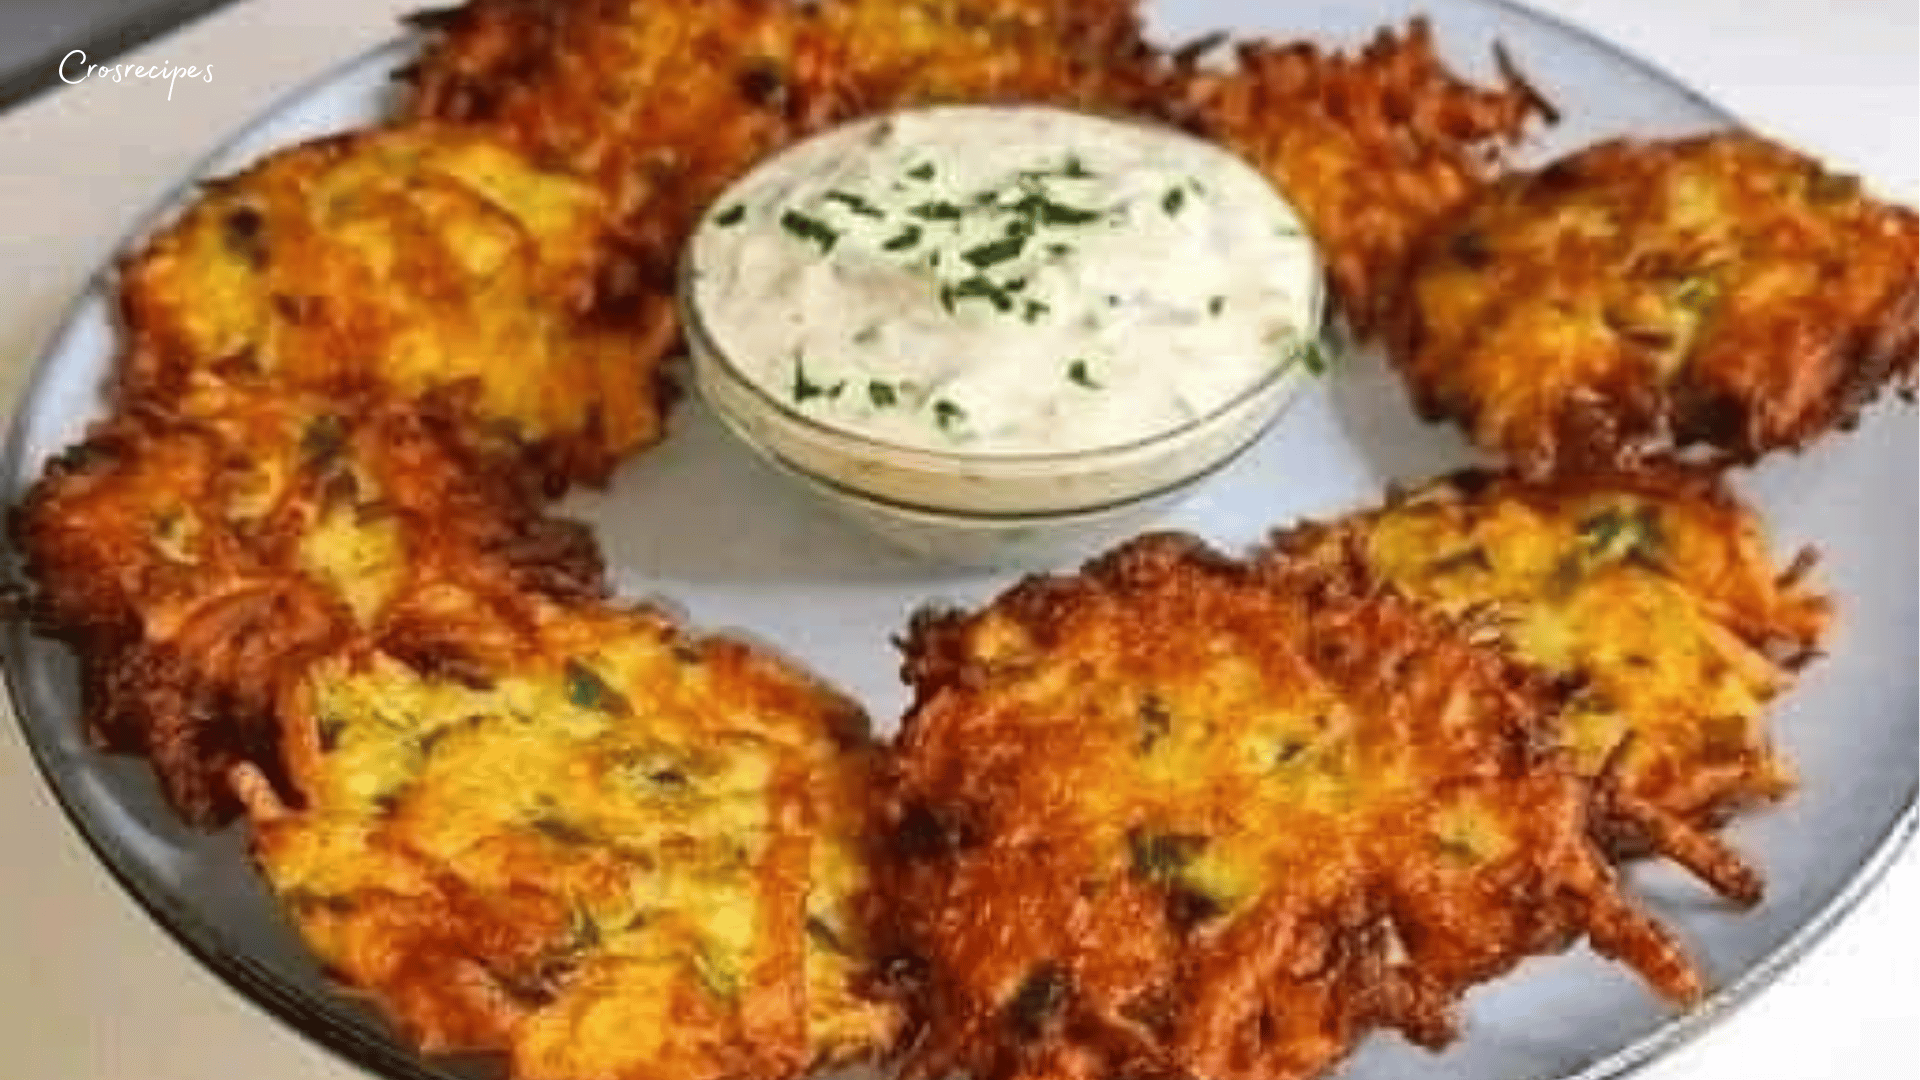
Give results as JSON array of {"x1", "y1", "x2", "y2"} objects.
[
  {"x1": 1162, "y1": 19, "x2": 1552, "y2": 337},
  {"x1": 802, "y1": 0, "x2": 1151, "y2": 116},
  {"x1": 119, "y1": 125, "x2": 668, "y2": 490},
  {"x1": 232, "y1": 604, "x2": 899, "y2": 1077},
  {"x1": 1390, "y1": 132, "x2": 1919, "y2": 473},
  {"x1": 406, "y1": 0, "x2": 825, "y2": 238},
  {"x1": 875, "y1": 534, "x2": 1699, "y2": 1080},
  {"x1": 407, "y1": 0, "x2": 1152, "y2": 225},
  {"x1": 9, "y1": 375, "x2": 604, "y2": 824},
  {"x1": 1271, "y1": 465, "x2": 1830, "y2": 903}
]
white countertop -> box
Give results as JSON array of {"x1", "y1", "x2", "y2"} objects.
[{"x1": 0, "y1": 1, "x2": 1913, "y2": 1077}]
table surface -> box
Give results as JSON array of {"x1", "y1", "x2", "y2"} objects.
[{"x1": 0, "y1": 1, "x2": 1913, "y2": 1077}]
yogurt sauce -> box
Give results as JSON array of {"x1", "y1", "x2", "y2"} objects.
[{"x1": 686, "y1": 106, "x2": 1324, "y2": 456}]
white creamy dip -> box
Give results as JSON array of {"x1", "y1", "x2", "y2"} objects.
[{"x1": 685, "y1": 106, "x2": 1323, "y2": 456}]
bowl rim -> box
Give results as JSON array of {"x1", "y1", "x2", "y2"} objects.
[
  {"x1": 677, "y1": 103, "x2": 1330, "y2": 471},
  {"x1": 743, "y1": 394, "x2": 1286, "y2": 523}
]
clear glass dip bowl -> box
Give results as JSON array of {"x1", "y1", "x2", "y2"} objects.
[{"x1": 679, "y1": 107, "x2": 1328, "y2": 567}]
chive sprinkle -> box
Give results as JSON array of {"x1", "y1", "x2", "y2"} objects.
[
  {"x1": 882, "y1": 224, "x2": 923, "y2": 251},
  {"x1": 790, "y1": 354, "x2": 841, "y2": 402},
  {"x1": 824, "y1": 190, "x2": 884, "y2": 218},
  {"x1": 1067, "y1": 360, "x2": 1100, "y2": 389},
  {"x1": 944, "y1": 275, "x2": 1014, "y2": 313},
  {"x1": 780, "y1": 210, "x2": 839, "y2": 252},
  {"x1": 933, "y1": 399, "x2": 966, "y2": 430},
  {"x1": 1162, "y1": 187, "x2": 1187, "y2": 215},
  {"x1": 713, "y1": 203, "x2": 746, "y2": 226},
  {"x1": 868, "y1": 381, "x2": 898, "y2": 407},
  {"x1": 907, "y1": 162, "x2": 936, "y2": 181},
  {"x1": 1208, "y1": 296, "x2": 1225, "y2": 316},
  {"x1": 963, "y1": 235, "x2": 1026, "y2": 269},
  {"x1": 1300, "y1": 341, "x2": 1330, "y2": 376},
  {"x1": 909, "y1": 200, "x2": 964, "y2": 221},
  {"x1": 1010, "y1": 192, "x2": 1102, "y2": 226}
]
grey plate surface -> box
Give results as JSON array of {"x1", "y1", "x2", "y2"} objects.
[{"x1": 3, "y1": 2, "x2": 1914, "y2": 1079}]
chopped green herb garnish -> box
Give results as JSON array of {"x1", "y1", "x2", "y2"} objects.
[
  {"x1": 1128, "y1": 829, "x2": 1209, "y2": 882},
  {"x1": 944, "y1": 275, "x2": 1014, "y2": 313},
  {"x1": 530, "y1": 816, "x2": 594, "y2": 846},
  {"x1": 824, "y1": 190, "x2": 884, "y2": 218},
  {"x1": 882, "y1": 224, "x2": 923, "y2": 251},
  {"x1": 963, "y1": 234, "x2": 1027, "y2": 269},
  {"x1": 316, "y1": 713, "x2": 346, "y2": 753},
  {"x1": 909, "y1": 200, "x2": 964, "y2": 221},
  {"x1": 299, "y1": 414, "x2": 347, "y2": 467},
  {"x1": 852, "y1": 323, "x2": 881, "y2": 345},
  {"x1": 790, "y1": 353, "x2": 842, "y2": 402},
  {"x1": 713, "y1": 203, "x2": 746, "y2": 227},
  {"x1": 1208, "y1": 295, "x2": 1225, "y2": 316},
  {"x1": 1067, "y1": 359, "x2": 1100, "y2": 389},
  {"x1": 1023, "y1": 299, "x2": 1051, "y2": 323},
  {"x1": 933, "y1": 399, "x2": 966, "y2": 431},
  {"x1": 868, "y1": 380, "x2": 898, "y2": 407},
  {"x1": 641, "y1": 766, "x2": 689, "y2": 791},
  {"x1": 1674, "y1": 273, "x2": 1719, "y2": 313},
  {"x1": 780, "y1": 209, "x2": 839, "y2": 252},
  {"x1": 1136, "y1": 694, "x2": 1172, "y2": 753},
  {"x1": 1577, "y1": 505, "x2": 1664, "y2": 564},
  {"x1": 907, "y1": 161, "x2": 936, "y2": 181},
  {"x1": 565, "y1": 659, "x2": 631, "y2": 715},
  {"x1": 692, "y1": 945, "x2": 738, "y2": 999},
  {"x1": 1300, "y1": 340, "x2": 1330, "y2": 376},
  {"x1": 1011, "y1": 192, "x2": 1103, "y2": 226},
  {"x1": 1162, "y1": 186, "x2": 1187, "y2": 215},
  {"x1": 805, "y1": 914, "x2": 849, "y2": 955},
  {"x1": 1061, "y1": 154, "x2": 1093, "y2": 179}
]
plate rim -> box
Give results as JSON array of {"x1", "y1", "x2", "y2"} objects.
[{"x1": 2, "y1": 6, "x2": 1913, "y2": 1080}]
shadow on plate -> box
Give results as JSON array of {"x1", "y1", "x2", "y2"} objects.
[
  {"x1": 1320, "y1": 331, "x2": 1484, "y2": 489},
  {"x1": 565, "y1": 392, "x2": 972, "y2": 591}
]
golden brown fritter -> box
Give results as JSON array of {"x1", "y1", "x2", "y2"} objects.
[
  {"x1": 406, "y1": 0, "x2": 1151, "y2": 223},
  {"x1": 118, "y1": 124, "x2": 666, "y2": 491},
  {"x1": 1390, "y1": 132, "x2": 1919, "y2": 473},
  {"x1": 801, "y1": 0, "x2": 1151, "y2": 116},
  {"x1": 231, "y1": 601, "x2": 899, "y2": 1078},
  {"x1": 873, "y1": 534, "x2": 1701, "y2": 1080},
  {"x1": 406, "y1": 0, "x2": 828, "y2": 251},
  {"x1": 1269, "y1": 465, "x2": 1830, "y2": 904},
  {"x1": 8, "y1": 374, "x2": 603, "y2": 824},
  {"x1": 1160, "y1": 19, "x2": 1553, "y2": 337}
]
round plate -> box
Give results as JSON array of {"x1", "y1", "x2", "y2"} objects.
[{"x1": 3, "y1": 3, "x2": 1914, "y2": 1079}]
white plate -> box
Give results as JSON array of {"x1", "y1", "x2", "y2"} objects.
[{"x1": 3, "y1": 3, "x2": 1914, "y2": 1079}]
